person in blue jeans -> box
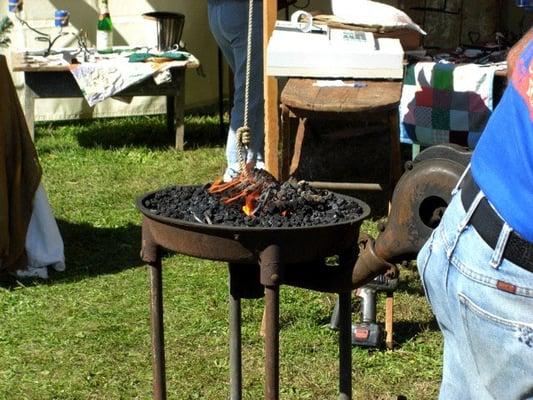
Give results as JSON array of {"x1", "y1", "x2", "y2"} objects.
[
  {"x1": 417, "y1": 29, "x2": 533, "y2": 400},
  {"x1": 207, "y1": 0, "x2": 265, "y2": 181}
]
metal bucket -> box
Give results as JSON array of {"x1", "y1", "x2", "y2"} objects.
[{"x1": 142, "y1": 12, "x2": 185, "y2": 51}]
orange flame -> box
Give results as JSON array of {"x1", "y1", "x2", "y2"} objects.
[
  {"x1": 242, "y1": 192, "x2": 260, "y2": 216},
  {"x1": 208, "y1": 167, "x2": 277, "y2": 217}
]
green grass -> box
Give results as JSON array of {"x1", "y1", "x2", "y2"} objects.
[{"x1": 0, "y1": 114, "x2": 442, "y2": 399}]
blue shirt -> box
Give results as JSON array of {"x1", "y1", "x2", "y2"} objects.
[{"x1": 471, "y1": 39, "x2": 533, "y2": 242}]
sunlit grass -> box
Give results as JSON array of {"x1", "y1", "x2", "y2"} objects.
[{"x1": 0, "y1": 114, "x2": 441, "y2": 399}]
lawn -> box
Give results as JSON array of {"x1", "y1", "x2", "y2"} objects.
[{"x1": 0, "y1": 113, "x2": 442, "y2": 399}]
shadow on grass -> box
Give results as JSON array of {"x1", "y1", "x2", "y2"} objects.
[
  {"x1": 392, "y1": 319, "x2": 441, "y2": 347},
  {"x1": 0, "y1": 219, "x2": 145, "y2": 289},
  {"x1": 76, "y1": 115, "x2": 226, "y2": 150},
  {"x1": 50, "y1": 218, "x2": 144, "y2": 284},
  {"x1": 40, "y1": 113, "x2": 227, "y2": 151}
]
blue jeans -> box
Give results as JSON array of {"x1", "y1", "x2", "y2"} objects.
[
  {"x1": 207, "y1": 0, "x2": 265, "y2": 181},
  {"x1": 417, "y1": 174, "x2": 533, "y2": 399}
]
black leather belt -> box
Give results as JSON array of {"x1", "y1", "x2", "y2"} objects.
[{"x1": 461, "y1": 171, "x2": 533, "y2": 273}]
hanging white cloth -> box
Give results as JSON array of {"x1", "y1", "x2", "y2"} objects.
[{"x1": 15, "y1": 183, "x2": 65, "y2": 279}]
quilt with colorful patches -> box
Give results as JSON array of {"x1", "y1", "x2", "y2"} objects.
[{"x1": 399, "y1": 62, "x2": 500, "y2": 149}]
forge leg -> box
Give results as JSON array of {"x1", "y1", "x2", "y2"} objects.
[
  {"x1": 229, "y1": 291, "x2": 242, "y2": 400},
  {"x1": 264, "y1": 284, "x2": 280, "y2": 400},
  {"x1": 228, "y1": 263, "x2": 264, "y2": 399},
  {"x1": 149, "y1": 258, "x2": 167, "y2": 400},
  {"x1": 338, "y1": 291, "x2": 352, "y2": 400},
  {"x1": 338, "y1": 248, "x2": 357, "y2": 400},
  {"x1": 142, "y1": 220, "x2": 167, "y2": 400},
  {"x1": 259, "y1": 245, "x2": 283, "y2": 400},
  {"x1": 228, "y1": 263, "x2": 243, "y2": 400}
]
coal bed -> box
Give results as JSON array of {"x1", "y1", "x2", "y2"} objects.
[{"x1": 141, "y1": 179, "x2": 365, "y2": 228}]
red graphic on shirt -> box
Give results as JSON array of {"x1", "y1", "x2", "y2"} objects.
[{"x1": 511, "y1": 44, "x2": 533, "y2": 121}]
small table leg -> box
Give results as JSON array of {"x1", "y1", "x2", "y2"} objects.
[
  {"x1": 23, "y1": 82, "x2": 36, "y2": 140},
  {"x1": 168, "y1": 70, "x2": 186, "y2": 150},
  {"x1": 149, "y1": 258, "x2": 167, "y2": 400},
  {"x1": 166, "y1": 95, "x2": 184, "y2": 151}
]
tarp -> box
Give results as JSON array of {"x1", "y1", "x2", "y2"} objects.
[{"x1": 0, "y1": 54, "x2": 41, "y2": 272}]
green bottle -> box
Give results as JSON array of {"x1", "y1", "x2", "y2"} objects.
[{"x1": 96, "y1": 0, "x2": 113, "y2": 53}]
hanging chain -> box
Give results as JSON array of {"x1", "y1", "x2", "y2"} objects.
[{"x1": 235, "y1": 0, "x2": 254, "y2": 178}]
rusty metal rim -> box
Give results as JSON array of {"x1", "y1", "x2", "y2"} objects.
[{"x1": 136, "y1": 185, "x2": 370, "y2": 234}]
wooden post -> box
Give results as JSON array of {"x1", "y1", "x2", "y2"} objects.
[
  {"x1": 385, "y1": 293, "x2": 394, "y2": 350},
  {"x1": 264, "y1": 0, "x2": 279, "y2": 179},
  {"x1": 23, "y1": 84, "x2": 36, "y2": 141}
]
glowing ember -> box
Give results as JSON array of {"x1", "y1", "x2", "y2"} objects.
[{"x1": 208, "y1": 166, "x2": 278, "y2": 217}]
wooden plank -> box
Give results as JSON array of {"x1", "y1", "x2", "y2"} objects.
[
  {"x1": 281, "y1": 79, "x2": 403, "y2": 114},
  {"x1": 264, "y1": 0, "x2": 279, "y2": 179},
  {"x1": 385, "y1": 293, "x2": 394, "y2": 350}
]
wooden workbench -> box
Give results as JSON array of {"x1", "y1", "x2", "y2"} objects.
[{"x1": 11, "y1": 52, "x2": 200, "y2": 149}]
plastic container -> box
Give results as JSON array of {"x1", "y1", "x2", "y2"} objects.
[
  {"x1": 8, "y1": 0, "x2": 23, "y2": 13},
  {"x1": 54, "y1": 10, "x2": 70, "y2": 28}
]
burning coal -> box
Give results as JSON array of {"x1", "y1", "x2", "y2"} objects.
[{"x1": 142, "y1": 168, "x2": 364, "y2": 228}]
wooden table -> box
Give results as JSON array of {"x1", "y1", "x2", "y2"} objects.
[
  {"x1": 11, "y1": 52, "x2": 200, "y2": 150},
  {"x1": 279, "y1": 78, "x2": 403, "y2": 193}
]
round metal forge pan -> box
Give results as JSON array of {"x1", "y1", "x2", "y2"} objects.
[{"x1": 137, "y1": 185, "x2": 370, "y2": 264}]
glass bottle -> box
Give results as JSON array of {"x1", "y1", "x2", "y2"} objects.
[{"x1": 96, "y1": 0, "x2": 113, "y2": 53}]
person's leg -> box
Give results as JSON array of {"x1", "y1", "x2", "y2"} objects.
[
  {"x1": 445, "y1": 219, "x2": 533, "y2": 399},
  {"x1": 417, "y1": 198, "x2": 476, "y2": 399},
  {"x1": 207, "y1": 1, "x2": 236, "y2": 71},
  {"x1": 418, "y1": 189, "x2": 533, "y2": 399},
  {"x1": 208, "y1": 0, "x2": 264, "y2": 181}
]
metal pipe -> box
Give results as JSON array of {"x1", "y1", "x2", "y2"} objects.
[
  {"x1": 308, "y1": 181, "x2": 384, "y2": 192},
  {"x1": 229, "y1": 291, "x2": 242, "y2": 400},
  {"x1": 338, "y1": 291, "x2": 352, "y2": 400},
  {"x1": 259, "y1": 244, "x2": 283, "y2": 400},
  {"x1": 264, "y1": 284, "x2": 279, "y2": 400},
  {"x1": 360, "y1": 288, "x2": 377, "y2": 324},
  {"x1": 149, "y1": 258, "x2": 167, "y2": 400}
]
